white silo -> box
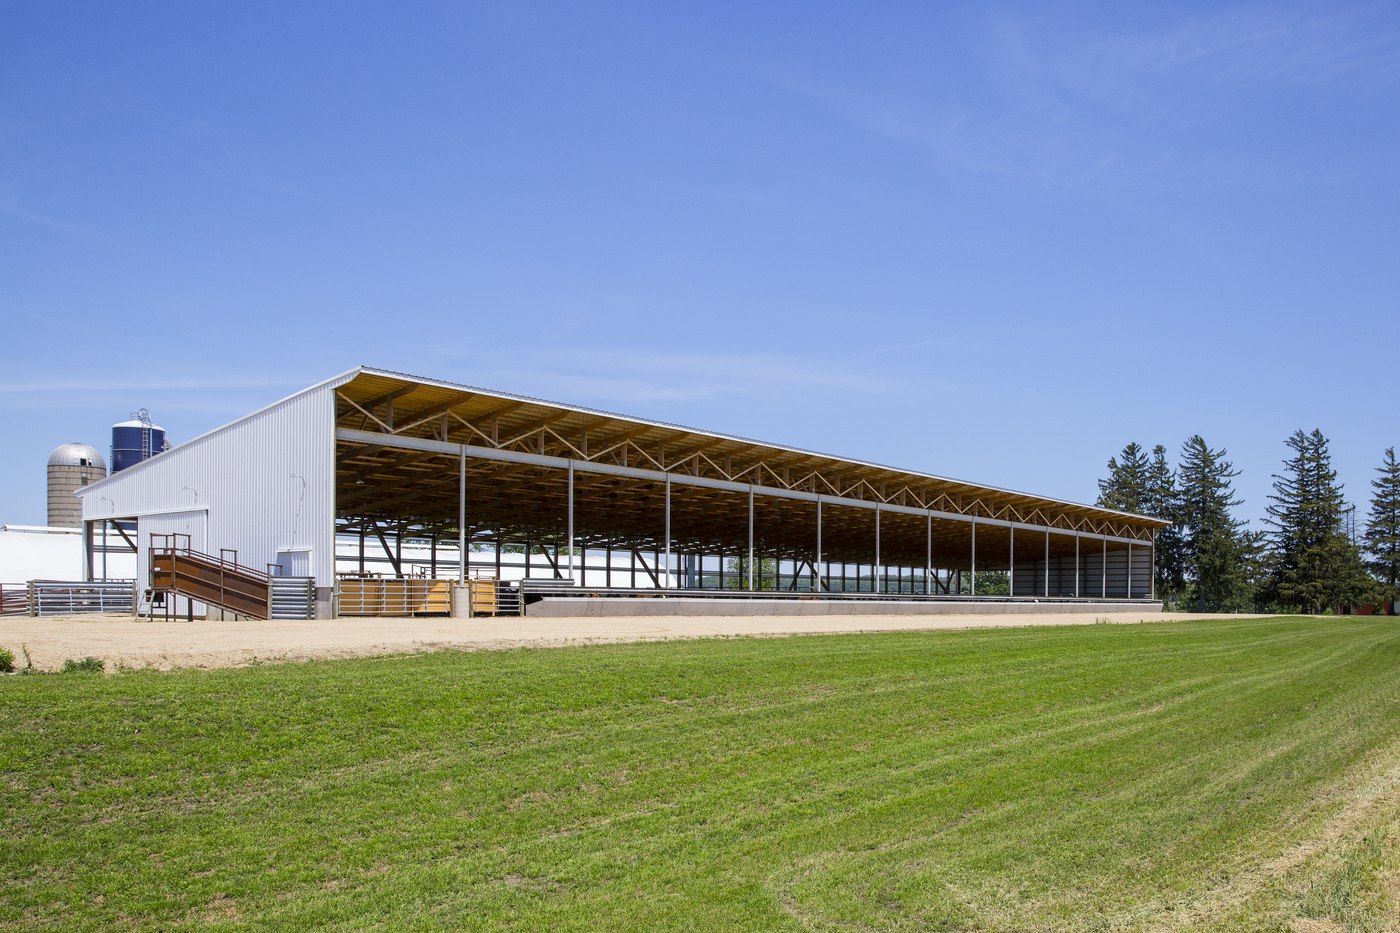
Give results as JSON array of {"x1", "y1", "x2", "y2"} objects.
[{"x1": 47, "y1": 443, "x2": 107, "y2": 527}]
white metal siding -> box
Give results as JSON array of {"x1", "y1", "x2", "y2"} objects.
[
  {"x1": 0, "y1": 527, "x2": 85, "y2": 583},
  {"x1": 275, "y1": 548, "x2": 313, "y2": 577},
  {"x1": 138, "y1": 509, "x2": 207, "y2": 616},
  {"x1": 79, "y1": 380, "x2": 341, "y2": 587}
]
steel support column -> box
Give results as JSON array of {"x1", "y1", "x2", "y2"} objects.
[
  {"x1": 1044, "y1": 528, "x2": 1050, "y2": 597},
  {"x1": 566, "y1": 462, "x2": 575, "y2": 583},
  {"x1": 874, "y1": 505, "x2": 882, "y2": 594},
  {"x1": 664, "y1": 476, "x2": 671, "y2": 590},
  {"x1": 1009, "y1": 525, "x2": 1015, "y2": 596},
  {"x1": 457, "y1": 448, "x2": 467, "y2": 583},
  {"x1": 82, "y1": 520, "x2": 93, "y2": 582},
  {"x1": 925, "y1": 514, "x2": 932, "y2": 596},
  {"x1": 970, "y1": 518, "x2": 977, "y2": 596},
  {"x1": 747, "y1": 486, "x2": 755, "y2": 591},
  {"x1": 1148, "y1": 529, "x2": 1159, "y2": 602}
]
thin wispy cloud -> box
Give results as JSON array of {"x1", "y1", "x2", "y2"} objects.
[
  {"x1": 1049, "y1": 5, "x2": 1400, "y2": 97},
  {"x1": 0, "y1": 376, "x2": 295, "y2": 393},
  {"x1": 447, "y1": 348, "x2": 904, "y2": 407},
  {"x1": 983, "y1": 2, "x2": 1400, "y2": 134},
  {"x1": 772, "y1": 3, "x2": 1400, "y2": 190},
  {"x1": 0, "y1": 396, "x2": 271, "y2": 416},
  {"x1": 0, "y1": 199, "x2": 98, "y2": 239},
  {"x1": 771, "y1": 70, "x2": 1166, "y2": 189}
]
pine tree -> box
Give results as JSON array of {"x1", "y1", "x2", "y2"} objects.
[
  {"x1": 1097, "y1": 442, "x2": 1151, "y2": 513},
  {"x1": 1177, "y1": 436, "x2": 1252, "y2": 612},
  {"x1": 1144, "y1": 444, "x2": 1185, "y2": 605},
  {"x1": 1264, "y1": 429, "x2": 1368, "y2": 613},
  {"x1": 1099, "y1": 442, "x2": 1187, "y2": 605},
  {"x1": 1364, "y1": 447, "x2": 1400, "y2": 598}
]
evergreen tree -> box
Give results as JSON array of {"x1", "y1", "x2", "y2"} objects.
[
  {"x1": 1239, "y1": 529, "x2": 1273, "y2": 605},
  {"x1": 1144, "y1": 444, "x2": 1186, "y2": 605},
  {"x1": 1177, "y1": 436, "x2": 1252, "y2": 611},
  {"x1": 1099, "y1": 442, "x2": 1187, "y2": 605},
  {"x1": 1364, "y1": 447, "x2": 1400, "y2": 598},
  {"x1": 1097, "y1": 442, "x2": 1151, "y2": 513},
  {"x1": 1263, "y1": 429, "x2": 1368, "y2": 613}
]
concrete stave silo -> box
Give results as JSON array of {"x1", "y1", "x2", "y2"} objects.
[{"x1": 47, "y1": 443, "x2": 107, "y2": 527}]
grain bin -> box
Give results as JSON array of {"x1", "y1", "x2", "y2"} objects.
[{"x1": 111, "y1": 409, "x2": 169, "y2": 473}]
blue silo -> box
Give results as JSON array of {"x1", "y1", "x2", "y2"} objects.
[{"x1": 111, "y1": 409, "x2": 170, "y2": 473}]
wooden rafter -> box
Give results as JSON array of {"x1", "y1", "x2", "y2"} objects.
[{"x1": 333, "y1": 371, "x2": 1165, "y2": 547}]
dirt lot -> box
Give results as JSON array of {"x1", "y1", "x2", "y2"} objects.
[{"x1": 0, "y1": 609, "x2": 1273, "y2": 672}]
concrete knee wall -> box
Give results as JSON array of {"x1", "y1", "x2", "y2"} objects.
[{"x1": 524, "y1": 598, "x2": 1163, "y2": 618}]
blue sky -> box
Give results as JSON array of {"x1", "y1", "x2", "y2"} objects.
[{"x1": 3, "y1": 1, "x2": 1397, "y2": 527}]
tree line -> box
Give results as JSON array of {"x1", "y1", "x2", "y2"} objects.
[{"x1": 1097, "y1": 433, "x2": 1400, "y2": 613}]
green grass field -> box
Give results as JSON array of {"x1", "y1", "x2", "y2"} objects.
[{"x1": 3, "y1": 617, "x2": 1397, "y2": 930}]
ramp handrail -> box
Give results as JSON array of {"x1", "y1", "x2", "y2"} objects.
[
  {"x1": 148, "y1": 534, "x2": 271, "y2": 619},
  {"x1": 149, "y1": 534, "x2": 271, "y2": 583}
]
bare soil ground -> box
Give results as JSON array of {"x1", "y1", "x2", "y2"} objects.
[{"x1": 0, "y1": 609, "x2": 1268, "y2": 672}]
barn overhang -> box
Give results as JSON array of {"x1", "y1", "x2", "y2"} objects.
[{"x1": 333, "y1": 368, "x2": 1167, "y2": 597}]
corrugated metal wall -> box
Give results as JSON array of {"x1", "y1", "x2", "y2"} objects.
[
  {"x1": 79, "y1": 381, "x2": 339, "y2": 588},
  {"x1": 1011, "y1": 543, "x2": 1154, "y2": 598}
]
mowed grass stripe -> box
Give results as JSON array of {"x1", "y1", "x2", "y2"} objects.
[
  {"x1": 1, "y1": 616, "x2": 1396, "y2": 930},
  {"x1": 0, "y1": 622, "x2": 1383, "y2": 913},
  {"x1": 743, "y1": 638, "x2": 1393, "y2": 907}
]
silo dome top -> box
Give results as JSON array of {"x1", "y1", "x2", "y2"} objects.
[
  {"x1": 48, "y1": 443, "x2": 106, "y2": 469},
  {"x1": 113, "y1": 418, "x2": 165, "y2": 431}
]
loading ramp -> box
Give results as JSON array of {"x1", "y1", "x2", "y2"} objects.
[{"x1": 147, "y1": 537, "x2": 289, "y2": 616}]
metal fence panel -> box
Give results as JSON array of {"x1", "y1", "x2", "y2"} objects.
[
  {"x1": 28, "y1": 579, "x2": 136, "y2": 615},
  {"x1": 337, "y1": 577, "x2": 452, "y2": 616},
  {"x1": 269, "y1": 576, "x2": 316, "y2": 620},
  {"x1": 1, "y1": 583, "x2": 29, "y2": 616}
]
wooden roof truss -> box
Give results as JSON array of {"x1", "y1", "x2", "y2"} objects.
[{"x1": 333, "y1": 371, "x2": 1165, "y2": 566}]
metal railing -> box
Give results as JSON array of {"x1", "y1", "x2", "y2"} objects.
[
  {"x1": 494, "y1": 585, "x2": 521, "y2": 616},
  {"x1": 468, "y1": 579, "x2": 521, "y2": 616},
  {"x1": 337, "y1": 576, "x2": 452, "y2": 616},
  {"x1": 28, "y1": 579, "x2": 137, "y2": 616},
  {"x1": 269, "y1": 577, "x2": 317, "y2": 620},
  {"x1": 148, "y1": 533, "x2": 271, "y2": 620},
  {"x1": 148, "y1": 534, "x2": 271, "y2": 584},
  {"x1": 1, "y1": 583, "x2": 30, "y2": 616}
]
